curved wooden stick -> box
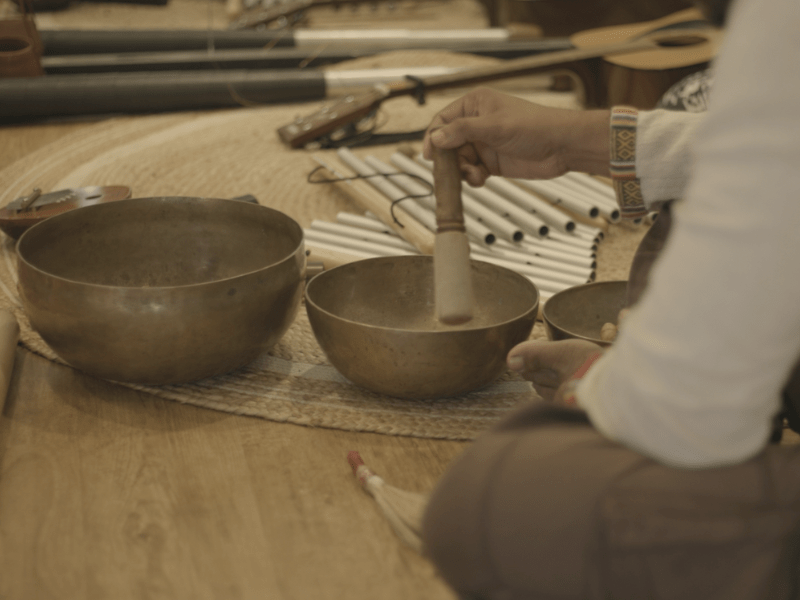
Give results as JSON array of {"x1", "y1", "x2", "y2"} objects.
[{"x1": 431, "y1": 146, "x2": 473, "y2": 325}]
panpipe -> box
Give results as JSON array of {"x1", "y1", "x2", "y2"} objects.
[{"x1": 305, "y1": 148, "x2": 653, "y2": 307}]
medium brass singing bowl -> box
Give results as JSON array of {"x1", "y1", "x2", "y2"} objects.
[
  {"x1": 305, "y1": 255, "x2": 539, "y2": 399},
  {"x1": 542, "y1": 280, "x2": 628, "y2": 347},
  {"x1": 16, "y1": 197, "x2": 305, "y2": 385}
]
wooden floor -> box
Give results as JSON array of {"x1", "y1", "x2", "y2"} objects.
[
  {"x1": 0, "y1": 3, "x2": 478, "y2": 597},
  {"x1": 2, "y1": 3, "x2": 799, "y2": 599}
]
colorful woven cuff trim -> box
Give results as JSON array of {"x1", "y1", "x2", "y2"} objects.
[
  {"x1": 561, "y1": 352, "x2": 604, "y2": 407},
  {"x1": 609, "y1": 106, "x2": 647, "y2": 219}
]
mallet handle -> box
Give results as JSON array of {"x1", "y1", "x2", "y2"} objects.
[{"x1": 432, "y1": 147, "x2": 474, "y2": 325}]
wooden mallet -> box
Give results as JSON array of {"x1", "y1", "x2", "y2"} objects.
[{"x1": 431, "y1": 146, "x2": 474, "y2": 325}]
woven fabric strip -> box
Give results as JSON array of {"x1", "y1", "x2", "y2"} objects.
[{"x1": 609, "y1": 106, "x2": 647, "y2": 219}]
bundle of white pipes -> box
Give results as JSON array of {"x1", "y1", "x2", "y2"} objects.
[{"x1": 305, "y1": 148, "x2": 642, "y2": 305}]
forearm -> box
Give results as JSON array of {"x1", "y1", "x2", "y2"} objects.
[{"x1": 558, "y1": 108, "x2": 611, "y2": 176}]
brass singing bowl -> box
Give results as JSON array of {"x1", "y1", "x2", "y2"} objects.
[
  {"x1": 16, "y1": 197, "x2": 305, "y2": 385},
  {"x1": 542, "y1": 280, "x2": 628, "y2": 347},
  {"x1": 305, "y1": 255, "x2": 539, "y2": 399}
]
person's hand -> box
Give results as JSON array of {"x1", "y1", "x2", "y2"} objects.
[
  {"x1": 507, "y1": 339, "x2": 603, "y2": 404},
  {"x1": 422, "y1": 88, "x2": 611, "y2": 188}
]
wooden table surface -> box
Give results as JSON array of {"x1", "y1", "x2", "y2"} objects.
[
  {"x1": 3, "y1": 2, "x2": 798, "y2": 596},
  {"x1": 0, "y1": 1, "x2": 494, "y2": 595},
  {"x1": 0, "y1": 124, "x2": 466, "y2": 600}
]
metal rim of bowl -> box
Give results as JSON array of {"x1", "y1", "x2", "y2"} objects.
[
  {"x1": 541, "y1": 280, "x2": 628, "y2": 343},
  {"x1": 16, "y1": 196, "x2": 305, "y2": 291},
  {"x1": 304, "y1": 255, "x2": 540, "y2": 334}
]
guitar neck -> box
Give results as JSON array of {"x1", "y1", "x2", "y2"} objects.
[
  {"x1": 278, "y1": 25, "x2": 716, "y2": 148},
  {"x1": 386, "y1": 33, "x2": 665, "y2": 97}
]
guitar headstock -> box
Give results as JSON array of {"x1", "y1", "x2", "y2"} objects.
[{"x1": 277, "y1": 88, "x2": 389, "y2": 149}]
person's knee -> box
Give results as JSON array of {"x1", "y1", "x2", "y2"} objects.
[
  {"x1": 423, "y1": 433, "x2": 515, "y2": 595},
  {"x1": 423, "y1": 407, "x2": 645, "y2": 599}
]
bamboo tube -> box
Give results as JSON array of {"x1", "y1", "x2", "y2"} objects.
[
  {"x1": 546, "y1": 198, "x2": 610, "y2": 233},
  {"x1": 547, "y1": 230, "x2": 597, "y2": 250},
  {"x1": 308, "y1": 219, "x2": 417, "y2": 251},
  {"x1": 522, "y1": 237, "x2": 596, "y2": 260},
  {"x1": 374, "y1": 154, "x2": 520, "y2": 244},
  {"x1": 312, "y1": 157, "x2": 435, "y2": 254},
  {"x1": 431, "y1": 146, "x2": 474, "y2": 325},
  {"x1": 335, "y1": 148, "x2": 439, "y2": 234},
  {"x1": 480, "y1": 242, "x2": 595, "y2": 280},
  {"x1": 469, "y1": 244, "x2": 588, "y2": 287},
  {"x1": 401, "y1": 153, "x2": 549, "y2": 238},
  {"x1": 574, "y1": 222, "x2": 604, "y2": 240},
  {"x1": 561, "y1": 171, "x2": 619, "y2": 204},
  {"x1": 470, "y1": 251, "x2": 572, "y2": 295},
  {"x1": 498, "y1": 239, "x2": 596, "y2": 269},
  {"x1": 335, "y1": 211, "x2": 393, "y2": 233},
  {"x1": 303, "y1": 228, "x2": 414, "y2": 257},
  {"x1": 416, "y1": 154, "x2": 574, "y2": 233},
  {"x1": 482, "y1": 177, "x2": 576, "y2": 233},
  {"x1": 571, "y1": 228, "x2": 601, "y2": 244},
  {"x1": 525, "y1": 177, "x2": 620, "y2": 223},
  {"x1": 556, "y1": 175, "x2": 622, "y2": 219},
  {"x1": 0, "y1": 310, "x2": 18, "y2": 411},
  {"x1": 462, "y1": 180, "x2": 550, "y2": 238},
  {"x1": 514, "y1": 178, "x2": 600, "y2": 219},
  {"x1": 363, "y1": 155, "x2": 498, "y2": 246}
]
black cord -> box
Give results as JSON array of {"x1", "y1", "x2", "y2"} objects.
[{"x1": 307, "y1": 165, "x2": 433, "y2": 227}]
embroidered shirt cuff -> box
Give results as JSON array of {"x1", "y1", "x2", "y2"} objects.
[{"x1": 609, "y1": 106, "x2": 647, "y2": 219}]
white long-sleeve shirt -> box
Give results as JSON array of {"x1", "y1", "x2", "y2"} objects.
[{"x1": 576, "y1": 0, "x2": 800, "y2": 468}]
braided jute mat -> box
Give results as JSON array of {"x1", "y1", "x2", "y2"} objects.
[{"x1": 0, "y1": 51, "x2": 647, "y2": 439}]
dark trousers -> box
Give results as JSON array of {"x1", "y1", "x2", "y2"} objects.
[{"x1": 422, "y1": 403, "x2": 800, "y2": 600}]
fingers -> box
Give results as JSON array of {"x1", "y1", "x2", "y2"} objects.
[
  {"x1": 423, "y1": 122, "x2": 493, "y2": 187},
  {"x1": 507, "y1": 339, "x2": 603, "y2": 384}
]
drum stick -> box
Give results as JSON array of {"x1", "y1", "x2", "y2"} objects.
[
  {"x1": 311, "y1": 158, "x2": 435, "y2": 255},
  {"x1": 0, "y1": 310, "x2": 19, "y2": 411},
  {"x1": 431, "y1": 146, "x2": 474, "y2": 325}
]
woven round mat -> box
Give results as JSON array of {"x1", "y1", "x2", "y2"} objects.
[{"x1": 0, "y1": 51, "x2": 647, "y2": 439}]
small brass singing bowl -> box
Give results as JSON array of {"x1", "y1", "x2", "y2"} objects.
[
  {"x1": 16, "y1": 197, "x2": 305, "y2": 385},
  {"x1": 542, "y1": 280, "x2": 628, "y2": 347},
  {"x1": 305, "y1": 255, "x2": 539, "y2": 399}
]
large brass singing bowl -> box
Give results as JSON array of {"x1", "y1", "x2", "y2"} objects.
[
  {"x1": 305, "y1": 255, "x2": 539, "y2": 399},
  {"x1": 542, "y1": 280, "x2": 627, "y2": 347},
  {"x1": 16, "y1": 197, "x2": 305, "y2": 385}
]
